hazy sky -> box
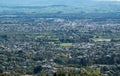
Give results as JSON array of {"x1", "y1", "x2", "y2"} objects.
[
  {"x1": 0, "y1": 0, "x2": 89, "y2": 6},
  {"x1": 97, "y1": 0, "x2": 120, "y2": 1},
  {"x1": 98, "y1": 0, "x2": 120, "y2": 1},
  {"x1": 0, "y1": 0, "x2": 120, "y2": 6}
]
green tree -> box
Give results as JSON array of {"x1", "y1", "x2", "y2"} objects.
[{"x1": 33, "y1": 66, "x2": 42, "y2": 74}]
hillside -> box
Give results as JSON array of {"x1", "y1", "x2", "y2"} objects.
[{"x1": 0, "y1": 2, "x2": 120, "y2": 14}]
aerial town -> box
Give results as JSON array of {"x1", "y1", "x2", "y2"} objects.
[{"x1": 0, "y1": 15, "x2": 120, "y2": 76}]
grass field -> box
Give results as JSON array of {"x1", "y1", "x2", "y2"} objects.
[
  {"x1": 92, "y1": 38, "x2": 111, "y2": 42},
  {"x1": 60, "y1": 43, "x2": 72, "y2": 47}
]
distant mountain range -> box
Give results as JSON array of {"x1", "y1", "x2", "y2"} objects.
[
  {"x1": 0, "y1": 0, "x2": 120, "y2": 14},
  {"x1": 0, "y1": 5, "x2": 120, "y2": 14}
]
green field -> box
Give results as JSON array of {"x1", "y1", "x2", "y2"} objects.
[{"x1": 60, "y1": 43, "x2": 72, "y2": 47}]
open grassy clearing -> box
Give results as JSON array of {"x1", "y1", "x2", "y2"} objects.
[{"x1": 60, "y1": 43, "x2": 72, "y2": 47}]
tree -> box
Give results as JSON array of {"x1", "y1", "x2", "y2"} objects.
[
  {"x1": 33, "y1": 66, "x2": 42, "y2": 74},
  {"x1": 80, "y1": 67, "x2": 105, "y2": 76},
  {"x1": 0, "y1": 66, "x2": 3, "y2": 73}
]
